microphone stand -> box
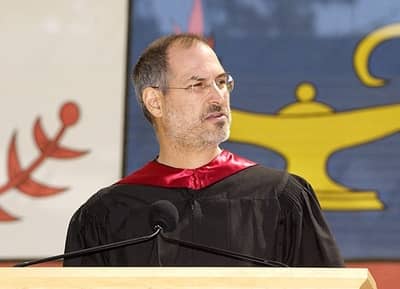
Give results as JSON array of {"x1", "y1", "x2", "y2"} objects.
[
  {"x1": 159, "y1": 228, "x2": 287, "y2": 267},
  {"x1": 14, "y1": 227, "x2": 162, "y2": 267}
]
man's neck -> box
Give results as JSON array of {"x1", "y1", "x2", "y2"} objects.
[{"x1": 157, "y1": 145, "x2": 222, "y2": 169}]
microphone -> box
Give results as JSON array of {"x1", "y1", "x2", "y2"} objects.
[
  {"x1": 149, "y1": 200, "x2": 179, "y2": 232},
  {"x1": 152, "y1": 201, "x2": 287, "y2": 267},
  {"x1": 14, "y1": 200, "x2": 177, "y2": 267}
]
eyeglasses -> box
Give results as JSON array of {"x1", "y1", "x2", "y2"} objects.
[{"x1": 153, "y1": 73, "x2": 234, "y2": 95}]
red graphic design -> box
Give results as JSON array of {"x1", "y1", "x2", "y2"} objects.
[
  {"x1": 0, "y1": 102, "x2": 88, "y2": 222},
  {"x1": 173, "y1": 0, "x2": 214, "y2": 48}
]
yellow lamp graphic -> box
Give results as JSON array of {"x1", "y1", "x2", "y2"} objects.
[{"x1": 230, "y1": 23, "x2": 400, "y2": 211}]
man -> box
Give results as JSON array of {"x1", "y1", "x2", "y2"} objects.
[{"x1": 64, "y1": 34, "x2": 344, "y2": 266}]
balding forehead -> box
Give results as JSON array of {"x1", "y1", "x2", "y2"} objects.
[
  {"x1": 167, "y1": 41, "x2": 218, "y2": 64},
  {"x1": 165, "y1": 40, "x2": 224, "y2": 84},
  {"x1": 169, "y1": 36, "x2": 209, "y2": 49}
]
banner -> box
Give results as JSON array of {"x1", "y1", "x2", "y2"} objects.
[
  {"x1": 0, "y1": 1, "x2": 127, "y2": 258},
  {"x1": 126, "y1": 0, "x2": 400, "y2": 260}
]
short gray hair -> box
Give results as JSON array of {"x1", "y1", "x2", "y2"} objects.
[{"x1": 132, "y1": 33, "x2": 211, "y2": 123}]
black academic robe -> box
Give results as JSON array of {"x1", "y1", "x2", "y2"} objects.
[{"x1": 63, "y1": 150, "x2": 343, "y2": 267}]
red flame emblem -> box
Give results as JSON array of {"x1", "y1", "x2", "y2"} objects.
[
  {"x1": 173, "y1": 0, "x2": 214, "y2": 47},
  {"x1": 0, "y1": 101, "x2": 89, "y2": 221}
]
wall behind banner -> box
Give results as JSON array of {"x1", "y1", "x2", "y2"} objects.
[{"x1": 0, "y1": 1, "x2": 128, "y2": 258}]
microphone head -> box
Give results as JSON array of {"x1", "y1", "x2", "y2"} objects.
[{"x1": 149, "y1": 200, "x2": 179, "y2": 232}]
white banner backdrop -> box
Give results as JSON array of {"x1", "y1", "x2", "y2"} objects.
[{"x1": 0, "y1": 0, "x2": 128, "y2": 258}]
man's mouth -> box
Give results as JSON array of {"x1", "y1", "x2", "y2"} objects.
[{"x1": 204, "y1": 112, "x2": 228, "y2": 121}]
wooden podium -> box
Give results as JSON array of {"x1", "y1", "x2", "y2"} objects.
[{"x1": 0, "y1": 267, "x2": 377, "y2": 289}]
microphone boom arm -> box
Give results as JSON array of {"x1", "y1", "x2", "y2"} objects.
[
  {"x1": 14, "y1": 227, "x2": 162, "y2": 267},
  {"x1": 159, "y1": 228, "x2": 287, "y2": 267}
]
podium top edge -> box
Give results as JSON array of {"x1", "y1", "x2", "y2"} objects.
[{"x1": 0, "y1": 267, "x2": 370, "y2": 277}]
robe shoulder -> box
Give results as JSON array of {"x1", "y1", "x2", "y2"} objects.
[
  {"x1": 68, "y1": 165, "x2": 318, "y2": 220},
  {"x1": 65, "y1": 164, "x2": 291, "y2": 242},
  {"x1": 77, "y1": 164, "x2": 290, "y2": 207}
]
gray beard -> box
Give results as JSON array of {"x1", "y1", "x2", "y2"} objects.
[
  {"x1": 162, "y1": 103, "x2": 231, "y2": 150},
  {"x1": 166, "y1": 121, "x2": 230, "y2": 151}
]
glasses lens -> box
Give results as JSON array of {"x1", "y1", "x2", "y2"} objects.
[
  {"x1": 226, "y1": 74, "x2": 234, "y2": 92},
  {"x1": 214, "y1": 73, "x2": 234, "y2": 93}
]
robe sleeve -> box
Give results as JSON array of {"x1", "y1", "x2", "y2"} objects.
[
  {"x1": 277, "y1": 174, "x2": 344, "y2": 267},
  {"x1": 63, "y1": 203, "x2": 110, "y2": 266}
]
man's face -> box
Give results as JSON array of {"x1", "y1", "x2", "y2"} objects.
[{"x1": 158, "y1": 42, "x2": 232, "y2": 149}]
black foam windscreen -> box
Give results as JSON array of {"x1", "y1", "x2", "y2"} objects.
[{"x1": 149, "y1": 200, "x2": 179, "y2": 232}]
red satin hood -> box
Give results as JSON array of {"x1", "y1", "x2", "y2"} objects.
[{"x1": 117, "y1": 150, "x2": 256, "y2": 190}]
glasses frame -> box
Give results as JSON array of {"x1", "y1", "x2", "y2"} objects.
[{"x1": 152, "y1": 72, "x2": 234, "y2": 94}]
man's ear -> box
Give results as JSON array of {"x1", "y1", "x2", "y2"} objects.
[{"x1": 142, "y1": 87, "x2": 163, "y2": 118}]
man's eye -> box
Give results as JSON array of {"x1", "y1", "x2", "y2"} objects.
[
  {"x1": 192, "y1": 82, "x2": 205, "y2": 88},
  {"x1": 218, "y1": 79, "x2": 227, "y2": 84},
  {"x1": 216, "y1": 78, "x2": 227, "y2": 87}
]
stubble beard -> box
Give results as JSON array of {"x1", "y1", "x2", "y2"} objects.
[{"x1": 163, "y1": 106, "x2": 231, "y2": 151}]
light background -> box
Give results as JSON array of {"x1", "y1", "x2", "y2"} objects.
[{"x1": 0, "y1": 0, "x2": 128, "y2": 258}]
